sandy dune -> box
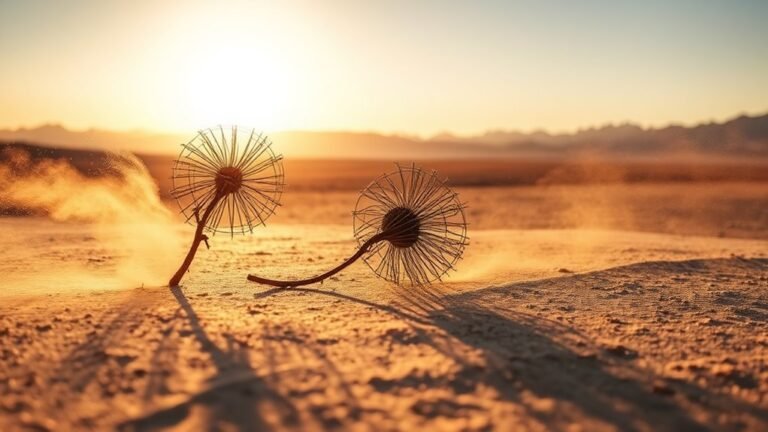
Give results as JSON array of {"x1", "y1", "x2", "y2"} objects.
[{"x1": 1, "y1": 221, "x2": 767, "y2": 431}]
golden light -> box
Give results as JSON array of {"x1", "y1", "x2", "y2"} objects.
[
  {"x1": 176, "y1": 43, "x2": 296, "y2": 130},
  {"x1": 143, "y1": 4, "x2": 305, "y2": 132}
]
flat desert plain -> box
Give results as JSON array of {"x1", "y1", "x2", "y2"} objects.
[{"x1": 1, "y1": 182, "x2": 767, "y2": 431}]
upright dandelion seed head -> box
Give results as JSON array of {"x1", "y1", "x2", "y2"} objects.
[
  {"x1": 215, "y1": 166, "x2": 243, "y2": 195},
  {"x1": 171, "y1": 126, "x2": 284, "y2": 236},
  {"x1": 353, "y1": 164, "x2": 468, "y2": 285}
]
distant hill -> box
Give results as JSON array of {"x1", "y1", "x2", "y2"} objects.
[
  {"x1": 431, "y1": 113, "x2": 768, "y2": 158},
  {"x1": 1, "y1": 112, "x2": 767, "y2": 159},
  {"x1": 0, "y1": 124, "x2": 185, "y2": 155}
]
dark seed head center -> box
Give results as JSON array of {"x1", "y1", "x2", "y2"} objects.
[
  {"x1": 215, "y1": 166, "x2": 243, "y2": 195},
  {"x1": 381, "y1": 207, "x2": 420, "y2": 248}
]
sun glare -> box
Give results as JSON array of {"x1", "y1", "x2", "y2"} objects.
[
  {"x1": 176, "y1": 44, "x2": 294, "y2": 130},
  {"x1": 144, "y1": 4, "x2": 305, "y2": 132}
]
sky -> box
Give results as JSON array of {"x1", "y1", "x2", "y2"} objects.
[{"x1": 1, "y1": 0, "x2": 767, "y2": 136}]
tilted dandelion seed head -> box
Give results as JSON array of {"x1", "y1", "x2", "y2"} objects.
[
  {"x1": 171, "y1": 126, "x2": 284, "y2": 236},
  {"x1": 353, "y1": 164, "x2": 468, "y2": 285},
  {"x1": 381, "y1": 206, "x2": 421, "y2": 248}
]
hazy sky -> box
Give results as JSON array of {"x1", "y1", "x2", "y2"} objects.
[{"x1": 1, "y1": 0, "x2": 767, "y2": 135}]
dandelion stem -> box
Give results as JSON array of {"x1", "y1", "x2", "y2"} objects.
[
  {"x1": 247, "y1": 232, "x2": 387, "y2": 288},
  {"x1": 169, "y1": 192, "x2": 224, "y2": 287}
]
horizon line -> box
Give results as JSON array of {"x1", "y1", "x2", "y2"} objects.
[{"x1": 2, "y1": 108, "x2": 766, "y2": 141}]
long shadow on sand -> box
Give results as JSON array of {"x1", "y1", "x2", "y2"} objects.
[
  {"x1": 47, "y1": 289, "x2": 159, "y2": 408},
  {"x1": 256, "y1": 257, "x2": 768, "y2": 431},
  {"x1": 118, "y1": 287, "x2": 298, "y2": 431}
]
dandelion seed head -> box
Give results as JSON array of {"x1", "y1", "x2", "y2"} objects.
[
  {"x1": 215, "y1": 166, "x2": 243, "y2": 195},
  {"x1": 381, "y1": 207, "x2": 421, "y2": 248},
  {"x1": 171, "y1": 126, "x2": 284, "y2": 236},
  {"x1": 353, "y1": 164, "x2": 468, "y2": 285}
]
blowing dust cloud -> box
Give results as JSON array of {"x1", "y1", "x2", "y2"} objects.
[{"x1": 0, "y1": 148, "x2": 185, "y2": 290}]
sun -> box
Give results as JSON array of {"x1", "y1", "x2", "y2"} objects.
[
  {"x1": 146, "y1": 4, "x2": 304, "y2": 133},
  {"x1": 175, "y1": 43, "x2": 295, "y2": 131}
]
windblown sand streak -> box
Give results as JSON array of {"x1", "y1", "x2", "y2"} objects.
[{"x1": 0, "y1": 148, "x2": 184, "y2": 289}]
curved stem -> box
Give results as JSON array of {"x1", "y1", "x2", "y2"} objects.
[
  {"x1": 169, "y1": 193, "x2": 224, "y2": 287},
  {"x1": 247, "y1": 233, "x2": 387, "y2": 288}
]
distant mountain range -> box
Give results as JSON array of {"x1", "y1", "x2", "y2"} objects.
[{"x1": 1, "y1": 112, "x2": 766, "y2": 159}]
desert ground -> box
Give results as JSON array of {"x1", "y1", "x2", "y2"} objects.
[{"x1": 1, "y1": 179, "x2": 767, "y2": 431}]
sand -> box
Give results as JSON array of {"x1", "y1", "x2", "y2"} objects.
[{"x1": 1, "y1": 218, "x2": 767, "y2": 431}]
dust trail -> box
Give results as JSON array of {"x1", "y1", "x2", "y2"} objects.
[
  {"x1": 445, "y1": 229, "x2": 629, "y2": 284},
  {"x1": 0, "y1": 147, "x2": 185, "y2": 290}
]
